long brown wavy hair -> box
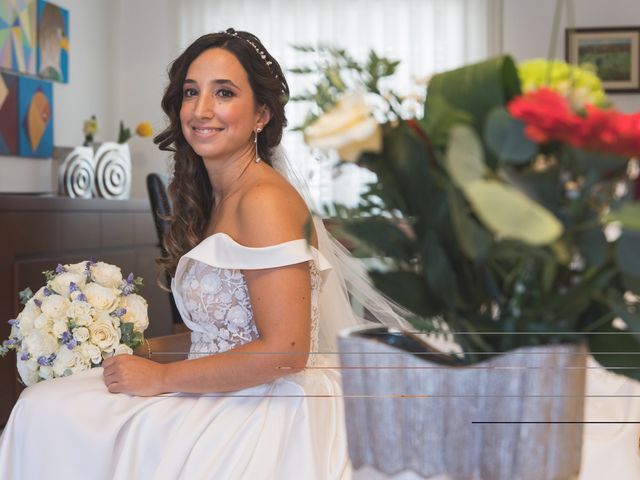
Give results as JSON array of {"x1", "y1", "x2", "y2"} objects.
[{"x1": 154, "y1": 29, "x2": 290, "y2": 279}]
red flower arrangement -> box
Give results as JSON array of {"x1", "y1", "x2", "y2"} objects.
[{"x1": 508, "y1": 87, "x2": 640, "y2": 159}]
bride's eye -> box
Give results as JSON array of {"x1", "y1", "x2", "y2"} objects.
[
  {"x1": 216, "y1": 89, "x2": 234, "y2": 98},
  {"x1": 183, "y1": 88, "x2": 198, "y2": 98}
]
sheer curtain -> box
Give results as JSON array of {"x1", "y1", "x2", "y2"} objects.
[{"x1": 177, "y1": 0, "x2": 501, "y2": 208}]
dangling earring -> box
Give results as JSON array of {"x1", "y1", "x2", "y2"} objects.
[{"x1": 254, "y1": 128, "x2": 262, "y2": 163}]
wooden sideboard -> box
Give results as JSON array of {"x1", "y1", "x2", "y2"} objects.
[{"x1": 0, "y1": 195, "x2": 173, "y2": 426}]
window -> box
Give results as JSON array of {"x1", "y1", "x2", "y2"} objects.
[{"x1": 178, "y1": 0, "x2": 501, "y2": 209}]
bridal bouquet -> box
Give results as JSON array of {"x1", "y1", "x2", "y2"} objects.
[{"x1": 0, "y1": 260, "x2": 149, "y2": 386}]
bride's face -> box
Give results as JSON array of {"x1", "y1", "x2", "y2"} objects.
[{"x1": 180, "y1": 48, "x2": 262, "y2": 162}]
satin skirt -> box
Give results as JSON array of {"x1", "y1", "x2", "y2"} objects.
[{"x1": 0, "y1": 367, "x2": 350, "y2": 480}]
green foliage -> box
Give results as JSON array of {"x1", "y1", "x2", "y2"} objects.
[
  {"x1": 120, "y1": 322, "x2": 143, "y2": 350},
  {"x1": 296, "y1": 47, "x2": 640, "y2": 379},
  {"x1": 19, "y1": 287, "x2": 33, "y2": 305}
]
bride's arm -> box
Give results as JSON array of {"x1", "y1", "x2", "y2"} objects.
[
  {"x1": 102, "y1": 183, "x2": 316, "y2": 396},
  {"x1": 132, "y1": 333, "x2": 192, "y2": 364}
]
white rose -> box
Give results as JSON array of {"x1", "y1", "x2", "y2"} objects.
[
  {"x1": 90, "y1": 262, "x2": 123, "y2": 288},
  {"x1": 118, "y1": 294, "x2": 149, "y2": 331},
  {"x1": 80, "y1": 342, "x2": 103, "y2": 365},
  {"x1": 32, "y1": 286, "x2": 47, "y2": 302},
  {"x1": 114, "y1": 344, "x2": 133, "y2": 356},
  {"x1": 33, "y1": 313, "x2": 52, "y2": 331},
  {"x1": 65, "y1": 261, "x2": 89, "y2": 276},
  {"x1": 67, "y1": 300, "x2": 95, "y2": 326},
  {"x1": 17, "y1": 358, "x2": 39, "y2": 386},
  {"x1": 50, "y1": 272, "x2": 86, "y2": 296},
  {"x1": 41, "y1": 295, "x2": 71, "y2": 319},
  {"x1": 82, "y1": 283, "x2": 119, "y2": 312},
  {"x1": 72, "y1": 327, "x2": 90, "y2": 343},
  {"x1": 22, "y1": 331, "x2": 58, "y2": 358},
  {"x1": 304, "y1": 93, "x2": 382, "y2": 162},
  {"x1": 89, "y1": 320, "x2": 121, "y2": 352},
  {"x1": 20, "y1": 301, "x2": 41, "y2": 322},
  {"x1": 53, "y1": 346, "x2": 89, "y2": 376},
  {"x1": 52, "y1": 320, "x2": 69, "y2": 338}
]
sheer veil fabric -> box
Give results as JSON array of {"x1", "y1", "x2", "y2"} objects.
[{"x1": 270, "y1": 145, "x2": 413, "y2": 354}]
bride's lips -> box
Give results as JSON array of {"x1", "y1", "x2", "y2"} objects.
[{"x1": 190, "y1": 126, "x2": 225, "y2": 138}]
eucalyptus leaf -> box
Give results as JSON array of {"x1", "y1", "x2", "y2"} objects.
[
  {"x1": 445, "y1": 125, "x2": 487, "y2": 188},
  {"x1": 465, "y1": 180, "x2": 564, "y2": 246},
  {"x1": 483, "y1": 106, "x2": 537, "y2": 164},
  {"x1": 572, "y1": 148, "x2": 628, "y2": 175}
]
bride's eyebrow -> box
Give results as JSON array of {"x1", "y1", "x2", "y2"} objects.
[{"x1": 182, "y1": 78, "x2": 239, "y2": 88}]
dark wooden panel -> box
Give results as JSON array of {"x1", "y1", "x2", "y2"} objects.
[
  {"x1": 0, "y1": 195, "x2": 171, "y2": 426},
  {"x1": 102, "y1": 213, "x2": 135, "y2": 248},
  {"x1": 61, "y1": 213, "x2": 101, "y2": 251}
]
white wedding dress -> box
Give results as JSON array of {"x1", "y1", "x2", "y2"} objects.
[{"x1": 0, "y1": 234, "x2": 351, "y2": 480}]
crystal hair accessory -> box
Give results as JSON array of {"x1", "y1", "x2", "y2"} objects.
[{"x1": 223, "y1": 28, "x2": 277, "y2": 77}]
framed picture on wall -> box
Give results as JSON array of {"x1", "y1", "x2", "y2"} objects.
[{"x1": 565, "y1": 26, "x2": 640, "y2": 93}]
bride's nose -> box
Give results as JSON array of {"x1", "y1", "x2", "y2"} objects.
[{"x1": 194, "y1": 94, "x2": 214, "y2": 119}]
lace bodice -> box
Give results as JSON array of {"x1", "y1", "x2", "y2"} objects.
[{"x1": 171, "y1": 234, "x2": 329, "y2": 366}]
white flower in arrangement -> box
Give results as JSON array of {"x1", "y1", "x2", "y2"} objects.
[
  {"x1": 304, "y1": 92, "x2": 382, "y2": 163},
  {"x1": 118, "y1": 294, "x2": 149, "y2": 331},
  {"x1": 90, "y1": 262, "x2": 123, "y2": 289},
  {"x1": 0, "y1": 260, "x2": 148, "y2": 386},
  {"x1": 50, "y1": 271, "x2": 86, "y2": 296}
]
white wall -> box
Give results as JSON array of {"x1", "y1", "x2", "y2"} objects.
[
  {"x1": 503, "y1": 0, "x2": 640, "y2": 112},
  {"x1": 110, "y1": 0, "x2": 181, "y2": 198},
  {"x1": 0, "y1": 0, "x2": 116, "y2": 193}
]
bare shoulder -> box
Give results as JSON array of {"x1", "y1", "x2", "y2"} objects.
[{"x1": 235, "y1": 175, "x2": 313, "y2": 247}]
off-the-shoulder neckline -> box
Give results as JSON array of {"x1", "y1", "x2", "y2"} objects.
[{"x1": 201, "y1": 232, "x2": 319, "y2": 251}]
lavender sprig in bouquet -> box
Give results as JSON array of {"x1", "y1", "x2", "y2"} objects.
[{"x1": 0, "y1": 260, "x2": 149, "y2": 386}]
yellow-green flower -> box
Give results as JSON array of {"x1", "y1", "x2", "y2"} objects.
[
  {"x1": 518, "y1": 58, "x2": 608, "y2": 109},
  {"x1": 135, "y1": 122, "x2": 153, "y2": 138}
]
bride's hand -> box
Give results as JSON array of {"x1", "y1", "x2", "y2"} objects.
[{"x1": 102, "y1": 354, "x2": 166, "y2": 396}]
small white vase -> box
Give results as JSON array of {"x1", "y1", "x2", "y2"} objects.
[
  {"x1": 55, "y1": 146, "x2": 96, "y2": 199},
  {"x1": 92, "y1": 141, "x2": 131, "y2": 200}
]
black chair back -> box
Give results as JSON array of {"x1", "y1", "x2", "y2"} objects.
[{"x1": 146, "y1": 173, "x2": 184, "y2": 327}]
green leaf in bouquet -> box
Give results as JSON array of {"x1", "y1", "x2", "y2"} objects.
[
  {"x1": 419, "y1": 95, "x2": 473, "y2": 149},
  {"x1": 577, "y1": 225, "x2": 609, "y2": 269},
  {"x1": 505, "y1": 167, "x2": 563, "y2": 213},
  {"x1": 483, "y1": 106, "x2": 536, "y2": 164},
  {"x1": 120, "y1": 322, "x2": 144, "y2": 349},
  {"x1": 421, "y1": 230, "x2": 459, "y2": 309},
  {"x1": 588, "y1": 323, "x2": 640, "y2": 382},
  {"x1": 341, "y1": 218, "x2": 416, "y2": 262},
  {"x1": 445, "y1": 125, "x2": 488, "y2": 188},
  {"x1": 464, "y1": 180, "x2": 564, "y2": 246},
  {"x1": 603, "y1": 203, "x2": 640, "y2": 231},
  {"x1": 615, "y1": 229, "x2": 640, "y2": 278},
  {"x1": 19, "y1": 287, "x2": 33, "y2": 305},
  {"x1": 382, "y1": 123, "x2": 440, "y2": 229},
  {"x1": 425, "y1": 55, "x2": 521, "y2": 168},
  {"x1": 369, "y1": 271, "x2": 432, "y2": 317},
  {"x1": 447, "y1": 184, "x2": 491, "y2": 262}
]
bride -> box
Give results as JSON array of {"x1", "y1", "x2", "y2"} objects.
[{"x1": 0, "y1": 29, "x2": 356, "y2": 479}]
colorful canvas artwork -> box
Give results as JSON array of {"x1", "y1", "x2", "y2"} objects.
[
  {"x1": 18, "y1": 76, "x2": 53, "y2": 157},
  {"x1": 0, "y1": 72, "x2": 19, "y2": 155},
  {"x1": 37, "y1": 0, "x2": 68, "y2": 83},
  {"x1": 0, "y1": 0, "x2": 38, "y2": 75}
]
